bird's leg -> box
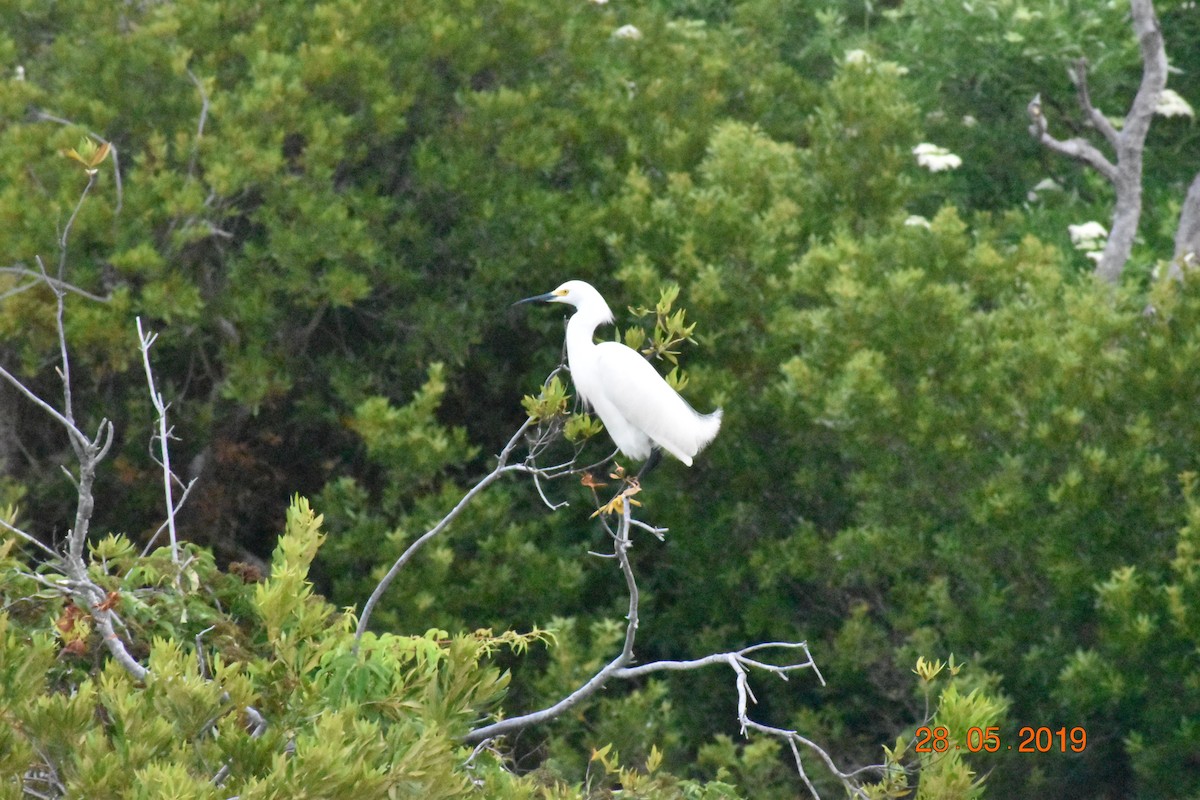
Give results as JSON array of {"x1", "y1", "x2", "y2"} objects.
[{"x1": 635, "y1": 449, "x2": 662, "y2": 482}]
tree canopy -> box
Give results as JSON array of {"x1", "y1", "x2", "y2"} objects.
[{"x1": 3, "y1": 0, "x2": 1199, "y2": 797}]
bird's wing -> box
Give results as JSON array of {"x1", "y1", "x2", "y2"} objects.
[{"x1": 593, "y1": 342, "x2": 721, "y2": 466}]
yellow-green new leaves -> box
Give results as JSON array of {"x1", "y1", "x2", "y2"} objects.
[
  {"x1": 0, "y1": 495, "x2": 566, "y2": 796},
  {"x1": 564, "y1": 411, "x2": 603, "y2": 443},
  {"x1": 255, "y1": 496, "x2": 328, "y2": 647},
  {"x1": 61, "y1": 136, "x2": 111, "y2": 175},
  {"x1": 0, "y1": 615, "x2": 56, "y2": 780},
  {"x1": 628, "y1": 283, "x2": 698, "y2": 367},
  {"x1": 521, "y1": 375, "x2": 602, "y2": 443},
  {"x1": 912, "y1": 654, "x2": 962, "y2": 684},
  {"x1": 521, "y1": 374, "x2": 570, "y2": 421}
]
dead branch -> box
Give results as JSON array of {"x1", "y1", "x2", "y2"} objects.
[
  {"x1": 1027, "y1": 0, "x2": 1167, "y2": 282},
  {"x1": 137, "y1": 317, "x2": 185, "y2": 564},
  {"x1": 1171, "y1": 173, "x2": 1200, "y2": 279}
]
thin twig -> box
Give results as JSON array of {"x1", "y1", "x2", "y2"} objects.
[
  {"x1": 185, "y1": 69, "x2": 210, "y2": 180},
  {"x1": 463, "y1": 502, "x2": 640, "y2": 743},
  {"x1": 140, "y1": 477, "x2": 198, "y2": 557},
  {"x1": 0, "y1": 266, "x2": 110, "y2": 302},
  {"x1": 34, "y1": 253, "x2": 78, "y2": 454},
  {"x1": 0, "y1": 279, "x2": 39, "y2": 302},
  {"x1": 137, "y1": 317, "x2": 182, "y2": 564},
  {"x1": 55, "y1": 170, "x2": 96, "y2": 283},
  {"x1": 351, "y1": 418, "x2": 535, "y2": 652},
  {"x1": 0, "y1": 514, "x2": 59, "y2": 560}
]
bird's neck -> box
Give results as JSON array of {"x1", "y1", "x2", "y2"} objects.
[{"x1": 566, "y1": 306, "x2": 610, "y2": 360}]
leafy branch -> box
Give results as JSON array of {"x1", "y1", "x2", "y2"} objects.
[{"x1": 352, "y1": 370, "x2": 883, "y2": 798}]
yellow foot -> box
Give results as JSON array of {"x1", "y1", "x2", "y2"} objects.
[{"x1": 591, "y1": 479, "x2": 642, "y2": 518}]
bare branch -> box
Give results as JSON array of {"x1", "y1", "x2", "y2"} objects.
[
  {"x1": 531, "y1": 470, "x2": 569, "y2": 510},
  {"x1": 0, "y1": 279, "x2": 39, "y2": 302},
  {"x1": 0, "y1": 514, "x2": 59, "y2": 560},
  {"x1": 615, "y1": 641, "x2": 824, "y2": 681},
  {"x1": 140, "y1": 477, "x2": 198, "y2": 557},
  {"x1": 0, "y1": 266, "x2": 111, "y2": 302},
  {"x1": 89, "y1": 599, "x2": 149, "y2": 681},
  {"x1": 1170, "y1": 172, "x2": 1200, "y2": 280},
  {"x1": 55, "y1": 172, "x2": 97, "y2": 283},
  {"x1": 1124, "y1": 0, "x2": 1169, "y2": 147},
  {"x1": 1026, "y1": 94, "x2": 1118, "y2": 182},
  {"x1": 0, "y1": 171, "x2": 148, "y2": 682},
  {"x1": 1028, "y1": 0, "x2": 1168, "y2": 283},
  {"x1": 30, "y1": 253, "x2": 80, "y2": 448},
  {"x1": 461, "y1": 497, "x2": 868, "y2": 797},
  {"x1": 351, "y1": 417, "x2": 536, "y2": 651},
  {"x1": 463, "y1": 500, "x2": 641, "y2": 744},
  {"x1": 0, "y1": 363, "x2": 88, "y2": 447},
  {"x1": 1093, "y1": 0, "x2": 1168, "y2": 283},
  {"x1": 137, "y1": 317, "x2": 182, "y2": 564},
  {"x1": 1070, "y1": 58, "x2": 1120, "y2": 149}
]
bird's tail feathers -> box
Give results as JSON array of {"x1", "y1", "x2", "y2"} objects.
[{"x1": 693, "y1": 407, "x2": 722, "y2": 453}]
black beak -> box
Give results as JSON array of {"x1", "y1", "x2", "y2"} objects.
[{"x1": 512, "y1": 291, "x2": 556, "y2": 307}]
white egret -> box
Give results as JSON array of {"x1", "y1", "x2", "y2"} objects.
[{"x1": 517, "y1": 280, "x2": 722, "y2": 470}]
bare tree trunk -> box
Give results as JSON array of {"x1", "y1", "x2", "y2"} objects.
[
  {"x1": 1097, "y1": 0, "x2": 1168, "y2": 283},
  {"x1": 1171, "y1": 172, "x2": 1200, "y2": 279},
  {"x1": 1028, "y1": 0, "x2": 1167, "y2": 283}
]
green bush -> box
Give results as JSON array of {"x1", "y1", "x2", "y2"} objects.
[{"x1": 5, "y1": 0, "x2": 1200, "y2": 796}]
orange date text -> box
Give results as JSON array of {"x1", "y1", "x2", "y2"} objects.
[{"x1": 914, "y1": 725, "x2": 1087, "y2": 754}]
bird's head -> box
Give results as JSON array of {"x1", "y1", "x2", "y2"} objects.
[{"x1": 515, "y1": 280, "x2": 613, "y2": 322}]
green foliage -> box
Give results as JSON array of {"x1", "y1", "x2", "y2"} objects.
[
  {"x1": 860, "y1": 658, "x2": 1006, "y2": 800},
  {"x1": 6, "y1": 0, "x2": 1200, "y2": 797},
  {"x1": 349, "y1": 363, "x2": 478, "y2": 490},
  {"x1": 0, "y1": 497, "x2": 758, "y2": 799},
  {"x1": 522, "y1": 375, "x2": 571, "y2": 423},
  {"x1": 697, "y1": 736, "x2": 793, "y2": 800},
  {"x1": 628, "y1": 283, "x2": 698, "y2": 366}
]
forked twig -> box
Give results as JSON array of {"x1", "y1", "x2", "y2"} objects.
[{"x1": 136, "y1": 317, "x2": 183, "y2": 564}]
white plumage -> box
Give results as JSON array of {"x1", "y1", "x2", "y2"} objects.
[{"x1": 519, "y1": 280, "x2": 722, "y2": 466}]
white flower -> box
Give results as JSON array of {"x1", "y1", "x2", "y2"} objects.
[
  {"x1": 589, "y1": 0, "x2": 609, "y2": 4},
  {"x1": 612, "y1": 24, "x2": 642, "y2": 40},
  {"x1": 14, "y1": 65, "x2": 25, "y2": 81},
  {"x1": 961, "y1": 114, "x2": 978, "y2": 128},
  {"x1": 1155, "y1": 88, "x2": 1195, "y2": 118},
  {"x1": 904, "y1": 215, "x2": 932, "y2": 229},
  {"x1": 844, "y1": 49, "x2": 871, "y2": 66},
  {"x1": 1068, "y1": 221, "x2": 1108, "y2": 253},
  {"x1": 912, "y1": 143, "x2": 962, "y2": 172}
]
